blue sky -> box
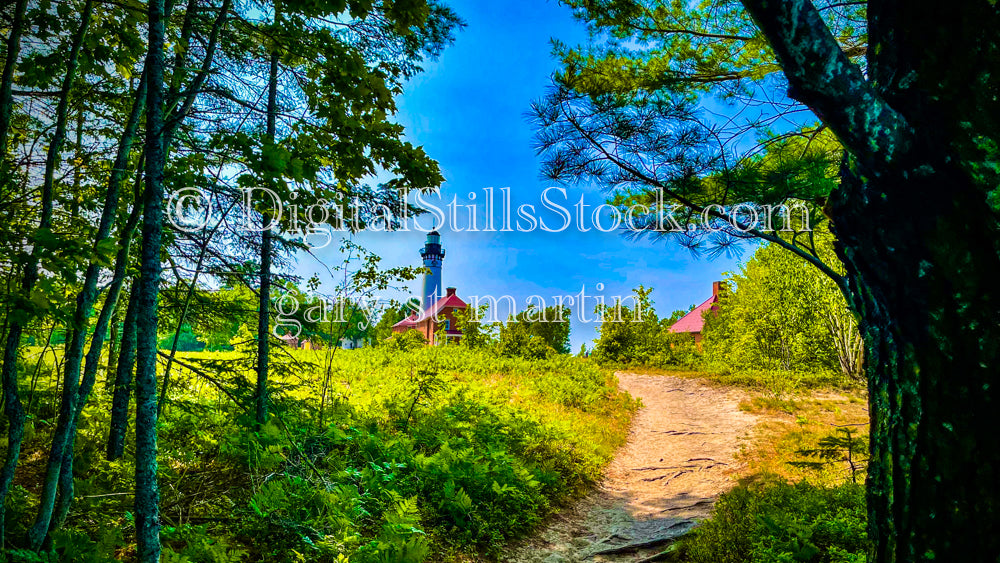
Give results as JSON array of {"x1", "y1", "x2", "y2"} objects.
[{"x1": 302, "y1": 0, "x2": 743, "y2": 350}]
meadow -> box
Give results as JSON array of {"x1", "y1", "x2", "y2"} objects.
[{"x1": 6, "y1": 344, "x2": 638, "y2": 562}]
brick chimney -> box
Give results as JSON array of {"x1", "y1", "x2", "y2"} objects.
[
  {"x1": 712, "y1": 281, "x2": 725, "y2": 298},
  {"x1": 445, "y1": 287, "x2": 457, "y2": 297}
]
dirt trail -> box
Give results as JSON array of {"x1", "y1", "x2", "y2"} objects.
[{"x1": 505, "y1": 373, "x2": 757, "y2": 563}]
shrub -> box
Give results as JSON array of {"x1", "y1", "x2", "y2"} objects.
[
  {"x1": 144, "y1": 345, "x2": 638, "y2": 562},
  {"x1": 673, "y1": 479, "x2": 867, "y2": 563}
]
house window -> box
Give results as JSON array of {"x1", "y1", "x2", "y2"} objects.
[{"x1": 444, "y1": 319, "x2": 451, "y2": 331}]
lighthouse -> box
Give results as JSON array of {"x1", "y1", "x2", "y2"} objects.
[
  {"x1": 392, "y1": 230, "x2": 467, "y2": 345},
  {"x1": 420, "y1": 230, "x2": 445, "y2": 310}
]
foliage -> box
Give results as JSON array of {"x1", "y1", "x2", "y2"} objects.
[
  {"x1": 157, "y1": 323, "x2": 206, "y2": 353},
  {"x1": 591, "y1": 286, "x2": 700, "y2": 369},
  {"x1": 370, "y1": 302, "x2": 419, "y2": 344},
  {"x1": 508, "y1": 305, "x2": 572, "y2": 355},
  {"x1": 7, "y1": 345, "x2": 637, "y2": 561},
  {"x1": 671, "y1": 479, "x2": 868, "y2": 563},
  {"x1": 384, "y1": 329, "x2": 428, "y2": 351},
  {"x1": 790, "y1": 428, "x2": 869, "y2": 485},
  {"x1": 702, "y1": 234, "x2": 863, "y2": 382},
  {"x1": 452, "y1": 305, "x2": 496, "y2": 350}
]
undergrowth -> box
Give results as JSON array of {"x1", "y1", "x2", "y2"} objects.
[
  {"x1": 5, "y1": 346, "x2": 638, "y2": 562},
  {"x1": 668, "y1": 478, "x2": 868, "y2": 563}
]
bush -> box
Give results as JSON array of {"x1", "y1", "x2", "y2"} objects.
[
  {"x1": 673, "y1": 479, "x2": 867, "y2": 563},
  {"x1": 137, "y1": 346, "x2": 636, "y2": 562},
  {"x1": 591, "y1": 286, "x2": 701, "y2": 370}
]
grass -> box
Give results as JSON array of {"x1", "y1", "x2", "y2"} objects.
[
  {"x1": 6, "y1": 345, "x2": 639, "y2": 562},
  {"x1": 606, "y1": 362, "x2": 870, "y2": 485},
  {"x1": 735, "y1": 392, "x2": 869, "y2": 486},
  {"x1": 615, "y1": 365, "x2": 871, "y2": 563}
]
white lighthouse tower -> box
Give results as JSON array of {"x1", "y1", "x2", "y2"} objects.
[{"x1": 420, "y1": 230, "x2": 445, "y2": 310}]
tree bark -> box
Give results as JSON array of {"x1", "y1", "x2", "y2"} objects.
[
  {"x1": 26, "y1": 1, "x2": 141, "y2": 541},
  {"x1": 5, "y1": 0, "x2": 93, "y2": 548},
  {"x1": 106, "y1": 303, "x2": 123, "y2": 388},
  {"x1": 256, "y1": 7, "x2": 280, "y2": 427},
  {"x1": 829, "y1": 154, "x2": 1000, "y2": 562},
  {"x1": 134, "y1": 0, "x2": 167, "y2": 556},
  {"x1": 50, "y1": 193, "x2": 143, "y2": 531},
  {"x1": 0, "y1": 0, "x2": 28, "y2": 158},
  {"x1": 107, "y1": 282, "x2": 139, "y2": 461},
  {"x1": 740, "y1": 0, "x2": 1000, "y2": 560},
  {"x1": 154, "y1": 0, "x2": 232, "y2": 414}
]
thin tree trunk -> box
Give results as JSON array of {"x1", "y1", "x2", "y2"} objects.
[
  {"x1": 134, "y1": 0, "x2": 167, "y2": 555},
  {"x1": 0, "y1": 0, "x2": 29, "y2": 157},
  {"x1": 158, "y1": 202, "x2": 236, "y2": 414},
  {"x1": 1, "y1": 0, "x2": 91, "y2": 546},
  {"x1": 155, "y1": 0, "x2": 232, "y2": 414},
  {"x1": 107, "y1": 283, "x2": 139, "y2": 461},
  {"x1": 256, "y1": 216, "x2": 272, "y2": 426},
  {"x1": 256, "y1": 7, "x2": 280, "y2": 426},
  {"x1": 26, "y1": 323, "x2": 57, "y2": 416},
  {"x1": 26, "y1": 2, "x2": 142, "y2": 540},
  {"x1": 51, "y1": 194, "x2": 143, "y2": 531},
  {"x1": 106, "y1": 303, "x2": 123, "y2": 388}
]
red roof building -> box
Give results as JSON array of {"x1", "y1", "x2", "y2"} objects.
[
  {"x1": 391, "y1": 231, "x2": 467, "y2": 345},
  {"x1": 392, "y1": 287, "x2": 467, "y2": 345},
  {"x1": 668, "y1": 281, "x2": 724, "y2": 345}
]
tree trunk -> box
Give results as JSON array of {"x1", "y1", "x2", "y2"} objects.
[
  {"x1": 134, "y1": 0, "x2": 167, "y2": 556},
  {"x1": 0, "y1": 0, "x2": 28, "y2": 158},
  {"x1": 107, "y1": 283, "x2": 139, "y2": 461},
  {"x1": 256, "y1": 217, "x2": 272, "y2": 427},
  {"x1": 154, "y1": 0, "x2": 232, "y2": 415},
  {"x1": 2, "y1": 0, "x2": 92, "y2": 546},
  {"x1": 50, "y1": 195, "x2": 143, "y2": 531},
  {"x1": 106, "y1": 304, "x2": 123, "y2": 388},
  {"x1": 737, "y1": 1, "x2": 1000, "y2": 559},
  {"x1": 159, "y1": 204, "x2": 235, "y2": 414},
  {"x1": 27, "y1": 1, "x2": 141, "y2": 542},
  {"x1": 256, "y1": 10, "x2": 280, "y2": 427},
  {"x1": 829, "y1": 156, "x2": 1000, "y2": 562}
]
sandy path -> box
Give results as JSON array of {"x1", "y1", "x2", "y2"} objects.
[{"x1": 505, "y1": 373, "x2": 757, "y2": 562}]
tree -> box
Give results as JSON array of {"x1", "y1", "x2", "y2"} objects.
[
  {"x1": 591, "y1": 286, "x2": 696, "y2": 368},
  {"x1": 0, "y1": 0, "x2": 461, "y2": 555},
  {"x1": 538, "y1": 1, "x2": 1000, "y2": 559},
  {"x1": 453, "y1": 304, "x2": 496, "y2": 349},
  {"x1": 515, "y1": 305, "x2": 572, "y2": 354},
  {"x1": 496, "y1": 305, "x2": 571, "y2": 358},
  {"x1": 133, "y1": 0, "x2": 169, "y2": 556},
  {"x1": 703, "y1": 235, "x2": 862, "y2": 380}
]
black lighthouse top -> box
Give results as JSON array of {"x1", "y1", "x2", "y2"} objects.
[{"x1": 420, "y1": 230, "x2": 444, "y2": 259}]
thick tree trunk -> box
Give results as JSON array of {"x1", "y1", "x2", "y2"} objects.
[
  {"x1": 0, "y1": 329, "x2": 27, "y2": 550},
  {"x1": 134, "y1": 0, "x2": 167, "y2": 556},
  {"x1": 829, "y1": 156, "x2": 1000, "y2": 562},
  {"x1": 738, "y1": 1, "x2": 1000, "y2": 560}
]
